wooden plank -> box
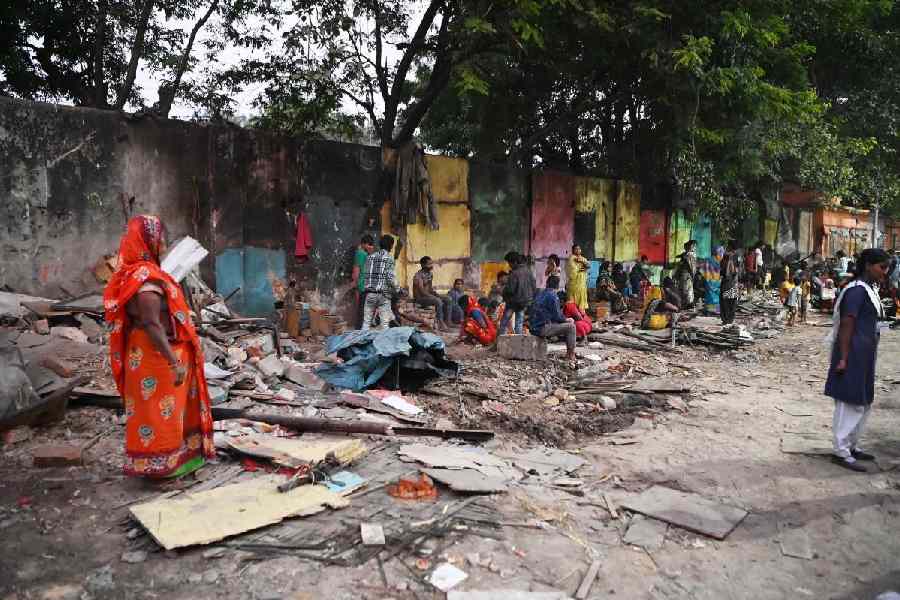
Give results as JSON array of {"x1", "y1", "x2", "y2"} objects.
[
  {"x1": 575, "y1": 560, "x2": 602, "y2": 600},
  {"x1": 620, "y1": 485, "x2": 747, "y2": 540}
]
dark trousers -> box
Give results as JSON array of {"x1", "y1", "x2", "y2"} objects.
[
  {"x1": 355, "y1": 290, "x2": 368, "y2": 329},
  {"x1": 720, "y1": 296, "x2": 737, "y2": 325}
]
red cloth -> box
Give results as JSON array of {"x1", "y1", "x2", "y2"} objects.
[
  {"x1": 294, "y1": 212, "x2": 313, "y2": 260},
  {"x1": 563, "y1": 301, "x2": 592, "y2": 338}
]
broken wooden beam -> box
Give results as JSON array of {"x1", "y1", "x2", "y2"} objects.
[{"x1": 575, "y1": 560, "x2": 602, "y2": 599}]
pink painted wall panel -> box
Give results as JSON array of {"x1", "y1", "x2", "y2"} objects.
[{"x1": 530, "y1": 171, "x2": 575, "y2": 261}]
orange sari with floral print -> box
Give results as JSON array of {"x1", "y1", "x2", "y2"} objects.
[{"x1": 103, "y1": 216, "x2": 214, "y2": 478}]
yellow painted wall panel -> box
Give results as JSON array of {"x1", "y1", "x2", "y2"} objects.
[
  {"x1": 593, "y1": 179, "x2": 616, "y2": 258},
  {"x1": 425, "y1": 155, "x2": 468, "y2": 204},
  {"x1": 575, "y1": 177, "x2": 598, "y2": 213},
  {"x1": 402, "y1": 260, "x2": 465, "y2": 294},
  {"x1": 406, "y1": 203, "x2": 471, "y2": 262},
  {"x1": 480, "y1": 261, "x2": 508, "y2": 294},
  {"x1": 764, "y1": 219, "x2": 778, "y2": 247},
  {"x1": 614, "y1": 181, "x2": 641, "y2": 262}
]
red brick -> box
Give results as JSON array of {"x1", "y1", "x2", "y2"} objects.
[
  {"x1": 41, "y1": 356, "x2": 77, "y2": 378},
  {"x1": 32, "y1": 444, "x2": 84, "y2": 468}
]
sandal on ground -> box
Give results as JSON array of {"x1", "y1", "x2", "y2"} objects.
[{"x1": 831, "y1": 455, "x2": 868, "y2": 473}]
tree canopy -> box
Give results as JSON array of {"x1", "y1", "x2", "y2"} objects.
[{"x1": 1, "y1": 0, "x2": 898, "y2": 219}]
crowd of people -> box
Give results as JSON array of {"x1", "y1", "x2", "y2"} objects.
[{"x1": 98, "y1": 215, "x2": 897, "y2": 479}]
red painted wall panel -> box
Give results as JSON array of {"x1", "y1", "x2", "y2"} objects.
[{"x1": 639, "y1": 210, "x2": 667, "y2": 264}]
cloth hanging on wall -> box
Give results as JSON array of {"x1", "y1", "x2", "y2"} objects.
[
  {"x1": 294, "y1": 212, "x2": 313, "y2": 261},
  {"x1": 391, "y1": 141, "x2": 439, "y2": 231}
]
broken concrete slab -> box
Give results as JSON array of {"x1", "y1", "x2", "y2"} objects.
[
  {"x1": 620, "y1": 485, "x2": 747, "y2": 540},
  {"x1": 399, "y1": 444, "x2": 517, "y2": 480},
  {"x1": 779, "y1": 527, "x2": 814, "y2": 560},
  {"x1": 284, "y1": 365, "x2": 328, "y2": 391},
  {"x1": 496, "y1": 447, "x2": 586, "y2": 476},
  {"x1": 497, "y1": 335, "x2": 547, "y2": 361},
  {"x1": 130, "y1": 475, "x2": 348, "y2": 550},
  {"x1": 33, "y1": 319, "x2": 50, "y2": 335},
  {"x1": 423, "y1": 468, "x2": 509, "y2": 493},
  {"x1": 41, "y1": 356, "x2": 77, "y2": 378},
  {"x1": 15, "y1": 331, "x2": 51, "y2": 349},
  {"x1": 257, "y1": 355, "x2": 286, "y2": 378},
  {"x1": 622, "y1": 515, "x2": 668, "y2": 550},
  {"x1": 360, "y1": 522, "x2": 385, "y2": 546},
  {"x1": 429, "y1": 563, "x2": 469, "y2": 592},
  {"x1": 50, "y1": 326, "x2": 88, "y2": 344},
  {"x1": 75, "y1": 314, "x2": 104, "y2": 341},
  {"x1": 32, "y1": 444, "x2": 84, "y2": 467}
]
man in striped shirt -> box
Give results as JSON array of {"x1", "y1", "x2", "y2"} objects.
[{"x1": 362, "y1": 235, "x2": 397, "y2": 330}]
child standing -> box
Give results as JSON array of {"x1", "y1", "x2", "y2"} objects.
[
  {"x1": 785, "y1": 276, "x2": 801, "y2": 326},
  {"x1": 800, "y1": 273, "x2": 811, "y2": 323}
]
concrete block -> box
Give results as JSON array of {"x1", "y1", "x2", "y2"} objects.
[
  {"x1": 32, "y1": 444, "x2": 84, "y2": 467},
  {"x1": 41, "y1": 356, "x2": 77, "y2": 378},
  {"x1": 284, "y1": 365, "x2": 328, "y2": 391},
  {"x1": 33, "y1": 319, "x2": 50, "y2": 335},
  {"x1": 51, "y1": 326, "x2": 88, "y2": 344},
  {"x1": 257, "y1": 355, "x2": 286, "y2": 378},
  {"x1": 497, "y1": 334, "x2": 547, "y2": 361}
]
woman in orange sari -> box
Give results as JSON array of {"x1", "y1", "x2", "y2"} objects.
[
  {"x1": 104, "y1": 215, "x2": 214, "y2": 478},
  {"x1": 455, "y1": 295, "x2": 497, "y2": 346}
]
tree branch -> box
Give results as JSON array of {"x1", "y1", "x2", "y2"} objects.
[
  {"x1": 115, "y1": 0, "x2": 155, "y2": 110},
  {"x1": 372, "y1": 2, "x2": 390, "y2": 104},
  {"x1": 157, "y1": 0, "x2": 219, "y2": 117},
  {"x1": 92, "y1": 0, "x2": 109, "y2": 107}
]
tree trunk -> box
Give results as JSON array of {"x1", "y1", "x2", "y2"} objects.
[
  {"x1": 91, "y1": 0, "x2": 109, "y2": 108},
  {"x1": 116, "y1": 0, "x2": 155, "y2": 110},
  {"x1": 157, "y1": 0, "x2": 219, "y2": 118}
]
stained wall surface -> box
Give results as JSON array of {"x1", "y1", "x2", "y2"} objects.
[
  {"x1": 614, "y1": 182, "x2": 641, "y2": 262},
  {"x1": 469, "y1": 162, "x2": 529, "y2": 264}
]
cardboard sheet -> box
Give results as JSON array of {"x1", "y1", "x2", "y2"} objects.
[
  {"x1": 226, "y1": 435, "x2": 367, "y2": 467},
  {"x1": 130, "y1": 475, "x2": 348, "y2": 550}
]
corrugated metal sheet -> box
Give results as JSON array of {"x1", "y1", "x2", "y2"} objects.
[
  {"x1": 592, "y1": 179, "x2": 616, "y2": 259},
  {"x1": 691, "y1": 214, "x2": 713, "y2": 258},
  {"x1": 469, "y1": 162, "x2": 529, "y2": 262},
  {"x1": 614, "y1": 182, "x2": 640, "y2": 262},
  {"x1": 425, "y1": 155, "x2": 468, "y2": 204},
  {"x1": 638, "y1": 210, "x2": 666, "y2": 264},
  {"x1": 668, "y1": 210, "x2": 693, "y2": 265}
]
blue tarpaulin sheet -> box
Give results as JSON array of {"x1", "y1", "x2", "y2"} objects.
[{"x1": 316, "y1": 327, "x2": 448, "y2": 392}]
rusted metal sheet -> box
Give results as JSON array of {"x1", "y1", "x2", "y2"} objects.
[
  {"x1": 215, "y1": 247, "x2": 286, "y2": 316},
  {"x1": 592, "y1": 179, "x2": 616, "y2": 259},
  {"x1": 614, "y1": 182, "x2": 640, "y2": 262},
  {"x1": 425, "y1": 155, "x2": 468, "y2": 204},
  {"x1": 668, "y1": 210, "x2": 693, "y2": 265},
  {"x1": 469, "y1": 162, "x2": 529, "y2": 262},
  {"x1": 638, "y1": 210, "x2": 666, "y2": 264}
]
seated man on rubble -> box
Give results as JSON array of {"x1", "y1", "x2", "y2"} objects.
[
  {"x1": 529, "y1": 275, "x2": 577, "y2": 365},
  {"x1": 413, "y1": 256, "x2": 452, "y2": 331},
  {"x1": 453, "y1": 295, "x2": 497, "y2": 346}
]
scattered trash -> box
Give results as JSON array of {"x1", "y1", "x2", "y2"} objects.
[
  {"x1": 388, "y1": 473, "x2": 438, "y2": 500},
  {"x1": 381, "y1": 394, "x2": 423, "y2": 416}
]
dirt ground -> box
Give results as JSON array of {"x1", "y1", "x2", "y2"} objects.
[{"x1": 3, "y1": 317, "x2": 900, "y2": 600}]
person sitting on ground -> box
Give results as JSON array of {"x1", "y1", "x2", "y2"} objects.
[
  {"x1": 413, "y1": 256, "x2": 451, "y2": 331},
  {"x1": 446, "y1": 278, "x2": 465, "y2": 325},
  {"x1": 641, "y1": 277, "x2": 682, "y2": 329},
  {"x1": 529, "y1": 275, "x2": 577, "y2": 364},
  {"x1": 612, "y1": 263, "x2": 632, "y2": 297},
  {"x1": 662, "y1": 277, "x2": 682, "y2": 310},
  {"x1": 560, "y1": 292, "x2": 593, "y2": 339},
  {"x1": 595, "y1": 264, "x2": 628, "y2": 313},
  {"x1": 629, "y1": 255, "x2": 651, "y2": 300},
  {"x1": 454, "y1": 295, "x2": 497, "y2": 346},
  {"x1": 499, "y1": 252, "x2": 536, "y2": 336},
  {"x1": 785, "y1": 275, "x2": 802, "y2": 326}
]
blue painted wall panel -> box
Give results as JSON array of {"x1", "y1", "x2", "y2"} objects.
[
  {"x1": 215, "y1": 246, "x2": 286, "y2": 317},
  {"x1": 216, "y1": 249, "x2": 245, "y2": 313}
]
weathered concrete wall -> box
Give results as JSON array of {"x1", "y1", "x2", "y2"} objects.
[{"x1": 0, "y1": 97, "x2": 197, "y2": 297}]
